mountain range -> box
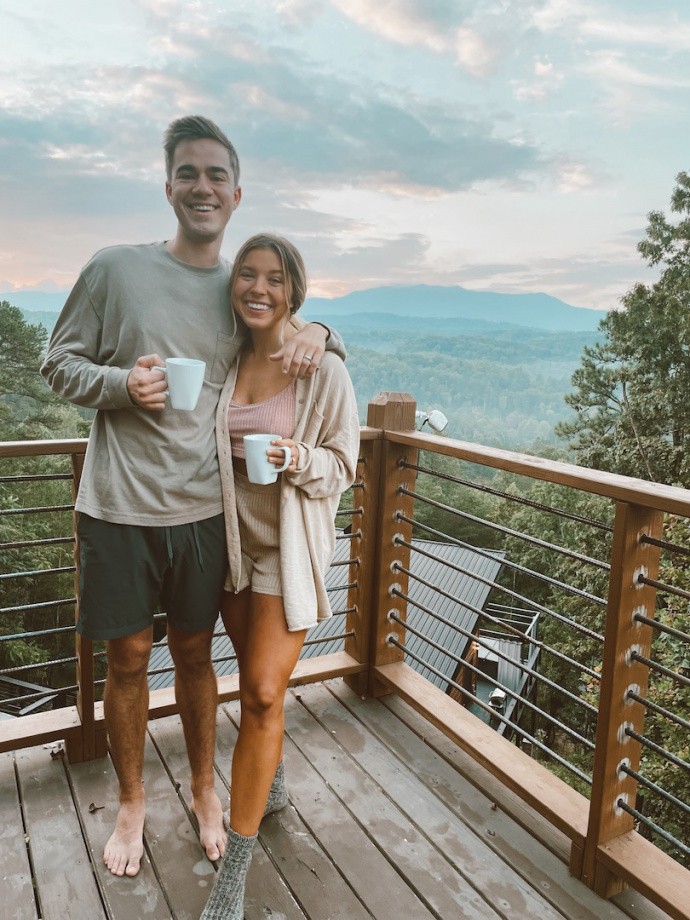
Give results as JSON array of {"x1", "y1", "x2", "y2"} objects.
[
  {"x1": 302, "y1": 285, "x2": 606, "y2": 332},
  {"x1": 4, "y1": 284, "x2": 606, "y2": 336}
]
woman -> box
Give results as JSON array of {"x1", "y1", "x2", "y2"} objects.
[{"x1": 201, "y1": 234, "x2": 359, "y2": 919}]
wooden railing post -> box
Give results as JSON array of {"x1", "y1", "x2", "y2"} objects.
[
  {"x1": 65, "y1": 451, "x2": 107, "y2": 763},
  {"x1": 350, "y1": 392, "x2": 418, "y2": 697},
  {"x1": 575, "y1": 501, "x2": 663, "y2": 896},
  {"x1": 344, "y1": 432, "x2": 380, "y2": 696}
]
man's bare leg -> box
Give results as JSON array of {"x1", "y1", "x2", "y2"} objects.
[
  {"x1": 103, "y1": 627, "x2": 153, "y2": 877},
  {"x1": 168, "y1": 625, "x2": 226, "y2": 861}
]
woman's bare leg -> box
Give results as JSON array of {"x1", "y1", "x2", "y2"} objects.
[{"x1": 221, "y1": 589, "x2": 306, "y2": 835}]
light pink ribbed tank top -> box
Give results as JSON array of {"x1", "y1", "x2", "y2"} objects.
[{"x1": 228, "y1": 382, "x2": 296, "y2": 458}]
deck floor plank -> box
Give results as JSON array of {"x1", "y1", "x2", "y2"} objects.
[
  {"x1": 292, "y1": 683, "x2": 571, "y2": 920},
  {"x1": 380, "y1": 690, "x2": 570, "y2": 859},
  {"x1": 223, "y1": 697, "x2": 439, "y2": 919},
  {"x1": 15, "y1": 746, "x2": 106, "y2": 920},
  {"x1": 148, "y1": 712, "x2": 308, "y2": 920},
  {"x1": 328, "y1": 679, "x2": 636, "y2": 920},
  {"x1": 217, "y1": 705, "x2": 374, "y2": 920},
  {"x1": 67, "y1": 753, "x2": 174, "y2": 920},
  {"x1": 0, "y1": 680, "x2": 680, "y2": 920},
  {"x1": 137, "y1": 733, "x2": 216, "y2": 920},
  {"x1": 378, "y1": 687, "x2": 674, "y2": 920},
  {"x1": 0, "y1": 751, "x2": 37, "y2": 920}
]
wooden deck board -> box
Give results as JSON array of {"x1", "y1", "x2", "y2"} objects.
[
  {"x1": 326, "y1": 680, "x2": 628, "y2": 920},
  {"x1": 222, "y1": 698, "x2": 439, "y2": 920},
  {"x1": 377, "y1": 687, "x2": 676, "y2": 920},
  {"x1": 138, "y1": 733, "x2": 216, "y2": 920},
  {"x1": 217, "y1": 704, "x2": 374, "y2": 920},
  {"x1": 0, "y1": 750, "x2": 37, "y2": 920},
  {"x1": 15, "y1": 746, "x2": 106, "y2": 920},
  {"x1": 67, "y1": 753, "x2": 175, "y2": 920},
  {"x1": 285, "y1": 687, "x2": 511, "y2": 919},
  {"x1": 149, "y1": 712, "x2": 307, "y2": 919},
  {"x1": 293, "y1": 682, "x2": 569, "y2": 920},
  {"x1": 1, "y1": 679, "x2": 680, "y2": 920}
]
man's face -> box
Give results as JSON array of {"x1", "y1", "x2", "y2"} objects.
[{"x1": 165, "y1": 138, "x2": 241, "y2": 246}]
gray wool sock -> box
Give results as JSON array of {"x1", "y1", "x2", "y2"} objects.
[
  {"x1": 224, "y1": 761, "x2": 289, "y2": 831},
  {"x1": 264, "y1": 760, "x2": 289, "y2": 814},
  {"x1": 200, "y1": 826, "x2": 257, "y2": 920}
]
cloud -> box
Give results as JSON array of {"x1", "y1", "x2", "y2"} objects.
[
  {"x1": 581, "y1": 14, "x2": 690, "y2": 51},
  {"x1": 581, "y1": 50, "x2": 690, "y2": 122},
  {"x1": 330, "y1": 0, "x2": 499, "y2": 75},
  {"x1": 424, "y1": 247, "x2": 659, "y2": 311},
  {"x1": 532, "y1": 0, "x2": 690, "y2": 52},
  {"x1": 0, "y1": 0, "x2": 551, "y2": 297},
  {"x1": 305, "y1": 232, "x2": 432, "y2": 295},
  {"x1": 513, "y1": 56, "x2": 564, "y2": 101},
  {"x1": 585, "y1": 51, "x2": 690, "y2": 91},
  {"x1": 274, "y1": 0, "x2": 326, "y2": 26},
  {"x1": 556, "y1": 161, "x2": 597, "y2": 194}
]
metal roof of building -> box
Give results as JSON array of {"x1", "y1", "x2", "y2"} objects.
[{"x1": 148, "y1": 536, "x2": 504, "y2": 694}]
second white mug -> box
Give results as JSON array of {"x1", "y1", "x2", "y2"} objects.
[{"x1": 243, "y1": 434, "x2": 291, "y2": 484}]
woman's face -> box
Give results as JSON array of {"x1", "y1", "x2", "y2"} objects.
[{"x1": 232, "y1": 247, "x2": 290, "y2": 333}]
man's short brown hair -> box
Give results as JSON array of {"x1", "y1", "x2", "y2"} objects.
[{"x1": 163, "y1": 116, "x2": 240, "y2": 185}]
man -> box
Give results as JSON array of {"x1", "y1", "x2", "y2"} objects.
[{"x1": 41, "y1": 116, "x2": 343, "y2": 878}]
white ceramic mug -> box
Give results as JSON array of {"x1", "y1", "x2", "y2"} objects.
[
  {"x1": 152, "y1": 358, "x2": 206, "y2": 411},
  {"x1": 243, "y1": 434, "x2": 291, "y2": 484}
]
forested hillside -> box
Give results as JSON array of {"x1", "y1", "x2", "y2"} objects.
[
  {"x1": 17, "y1": 305, "x2": 599, "y2": 450},
  {"x1": 320, "y1": 320, "x2": 600, "y2": 448}
]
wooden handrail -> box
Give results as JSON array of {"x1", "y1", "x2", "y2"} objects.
[
  {"x1": 388, "y1": 429, "x2": 690, "y2": 515},
  {"x1": 0, "y1": 438, "x2": 88, "y2": 458}
]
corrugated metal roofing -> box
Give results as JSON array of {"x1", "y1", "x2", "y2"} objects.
[{"x1": 148, "y1": 536, "x2": 504, "y2": 693}]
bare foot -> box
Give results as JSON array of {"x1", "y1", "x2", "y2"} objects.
[
  {"x1": 103, "y1": 799, "x2": 146, "y2": 877},
  {"x1": 191, "y1": 787, "x2": 226, "y2": 861}
]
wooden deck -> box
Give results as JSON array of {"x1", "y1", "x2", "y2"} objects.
[{"x1": 1, "y1": 679, "x2": 675, "y2": 920}]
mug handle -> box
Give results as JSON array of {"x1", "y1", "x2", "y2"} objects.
[
  {"x1": 151, "y1": 365, "x2": 169, "y2": 397},
  {"x1": 274, "y1": 445, "x2": 292, "y2": 473}
]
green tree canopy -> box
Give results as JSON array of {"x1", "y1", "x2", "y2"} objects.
[
  {"x1": 0, "y1": 301, "x2": 88, "y2": 677},
  {"x1": 557, "y1": 172, "x2": 690, "y2": 486}
]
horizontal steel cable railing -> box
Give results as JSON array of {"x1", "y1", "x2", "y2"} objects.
[
  {"x1": 1, "y1": 452, "x2": 81, "y2": 716},
  {"x1": 383, "y1": 437, "x2": 690, "y2": 877},
  {"x1": 387, "y1": 621, "x2": 592, "y2": 784},
  {"x1": 395, "y1": 454, "x2": 611, "y2": 787},
  {"x1": 385, "y1": 505, "x2": 604, "y2": 786},
  {"x1": 395, "y1": 515, "x2": 605, "y2": 641}
]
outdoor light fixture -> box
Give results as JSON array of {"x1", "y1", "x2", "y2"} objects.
[{"x1": 415, "y1": 409, "x2": 449, "y2": 433}]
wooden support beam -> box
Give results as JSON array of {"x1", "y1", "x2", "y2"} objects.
[
  {"x1": 65, "y1": 450, "x2": 107, "y2": 763},
  {"x1": 597, "y1": 831, "x2": 690, "y2": 920},
  {"x1": 0, "y1": 706, "x2": 82, "y2": 753},
  {"x1": 344, "y1": 433, "x2": 380, "y2": 696},
  {"x1": 578, "y1": 502, "x2": 663, "y2": 897},
  {"x1": 360, "y1": 393, "x2": 418, "y2": 697}
]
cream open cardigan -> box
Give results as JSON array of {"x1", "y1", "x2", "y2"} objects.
[{"x1": 215, "y1": 351, "x2": 360, "y2": 631}]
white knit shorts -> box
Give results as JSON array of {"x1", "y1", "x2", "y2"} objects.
[{"x1": 225, "y1": 471, "x2": 283, "y2": 596}]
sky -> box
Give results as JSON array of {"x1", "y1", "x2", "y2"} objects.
[{"x1": 1, "y1": 0, "x2": 688, "y2": 311}]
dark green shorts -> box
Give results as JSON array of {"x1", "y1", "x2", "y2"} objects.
[{"x1": 76, "y1": 513, "x2": 227, "y2": 640}]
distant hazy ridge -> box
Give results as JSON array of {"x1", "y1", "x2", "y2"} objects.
[{"x1": 6, "y1": 284, "x2": 605, "y2": 449}]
